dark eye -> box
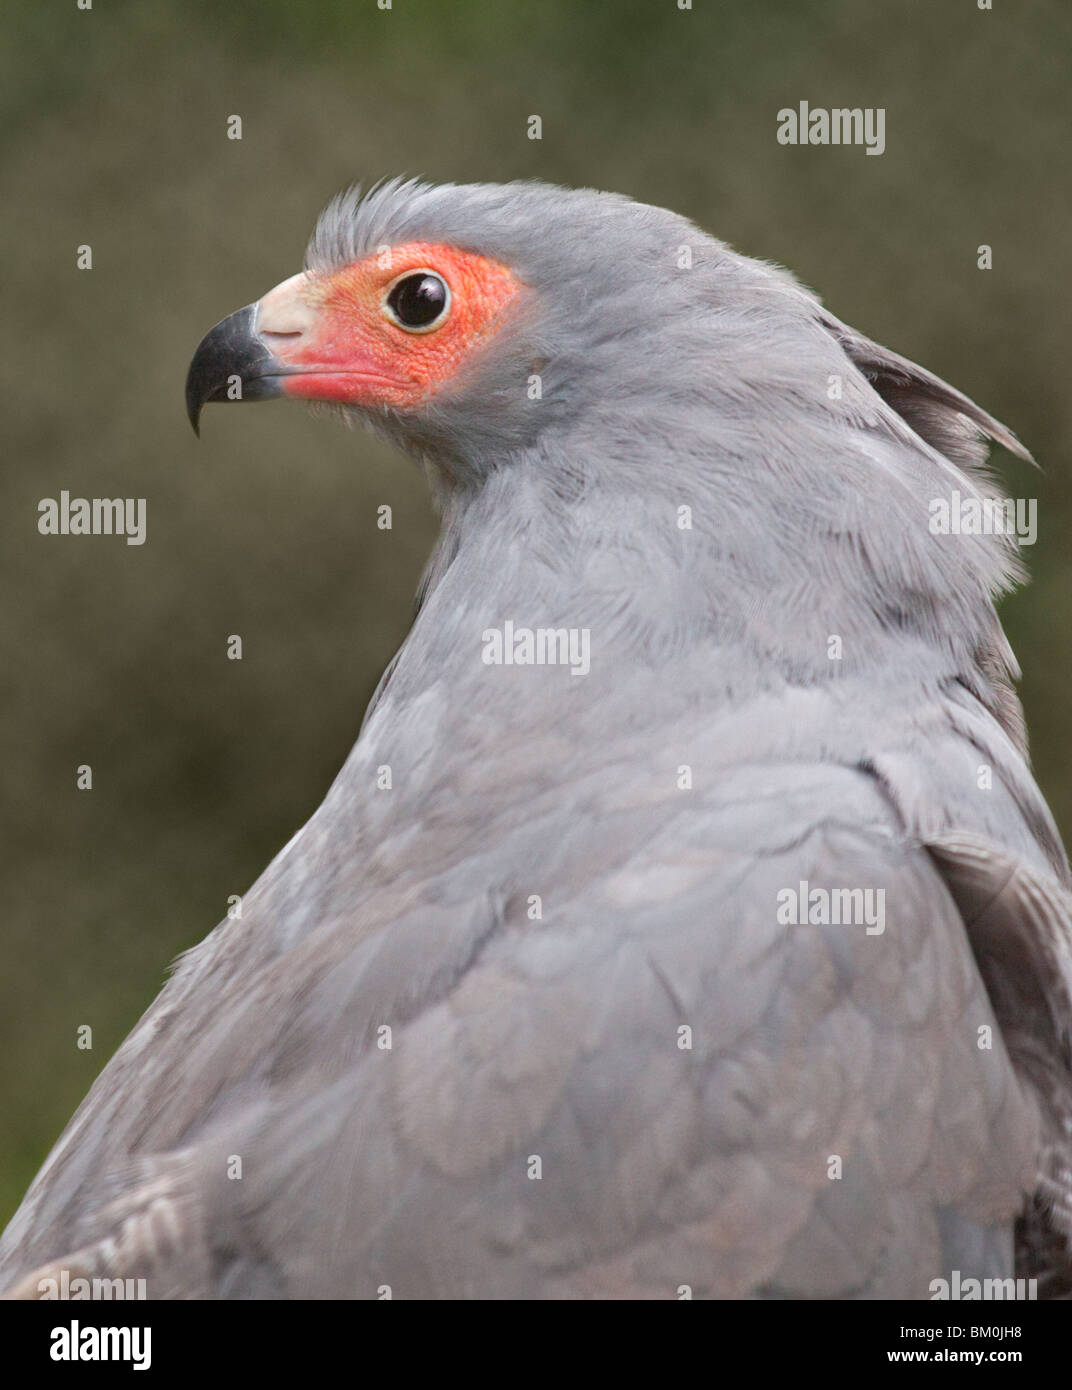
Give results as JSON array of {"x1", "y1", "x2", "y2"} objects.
[{"x1": 384, "y1": 271, "x2": 451, "y2": 332}]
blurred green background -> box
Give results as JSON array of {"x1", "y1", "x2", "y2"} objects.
[{"x1": 2, "y1": 0, "x2": 1069, "y2": 1225}]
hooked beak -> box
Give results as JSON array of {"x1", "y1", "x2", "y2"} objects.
[
  {"x1": 186, "y1": 273, "x2": 326, "y2": 435},
  {"x1": 184, "y1": 301, "x2": 291, "y2": 436}
]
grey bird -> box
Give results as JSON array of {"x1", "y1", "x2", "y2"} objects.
[{"x1": 3, "y1": 179, "x2": 1071, "y2": 1299}]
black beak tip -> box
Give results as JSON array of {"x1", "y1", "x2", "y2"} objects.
[{"x1": 185, "y1": 302, "x2": 279, "y2": 440}]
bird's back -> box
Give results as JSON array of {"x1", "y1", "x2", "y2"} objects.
[{"x1": 3, "y1": 634, "x2": 1071, "y2": 1297}]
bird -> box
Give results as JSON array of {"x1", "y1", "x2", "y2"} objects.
[{"x1": 3, "y1": 177, "x2": 1071, "y2": 1299}]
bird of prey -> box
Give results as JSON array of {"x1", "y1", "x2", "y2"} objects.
[{"x1": 3, "y1": 179, "x2": 1071, "y2": 1299}]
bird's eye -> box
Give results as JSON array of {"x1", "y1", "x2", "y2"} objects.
[{"x1": 384, "y1": 271, "x2": 451, "y2": 333}]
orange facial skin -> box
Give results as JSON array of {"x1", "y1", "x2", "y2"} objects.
[{"x1": 274, "y1": 243, "x2": 524, "y2": 412}]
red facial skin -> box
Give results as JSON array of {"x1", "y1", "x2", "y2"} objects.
[{"x1": 273, "y1": 243, "x2": 524, "y2": 411}]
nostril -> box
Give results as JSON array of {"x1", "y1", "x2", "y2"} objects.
[{"x1": 256, "y1": 273, "x2": 318, "y2": 340}]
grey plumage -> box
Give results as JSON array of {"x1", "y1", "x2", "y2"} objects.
[{"x1": 3, "y1": 179, "x2": 1070, "y2": 1298}]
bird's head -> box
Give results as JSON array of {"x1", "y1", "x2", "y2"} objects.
[
  {"x1": 187, "y1": 177, "x2": 1032, "y2": 724},
  {"x1": 185, "y1": 177, "x2": 738, "y2": 476}
]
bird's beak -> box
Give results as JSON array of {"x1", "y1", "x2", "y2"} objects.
[
  {"x1": 185, "y1": 303, "x2": 284, "y2": 436},
  {"x1": 185, "y1": 273, "x2": 318, "y2": 436}
]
